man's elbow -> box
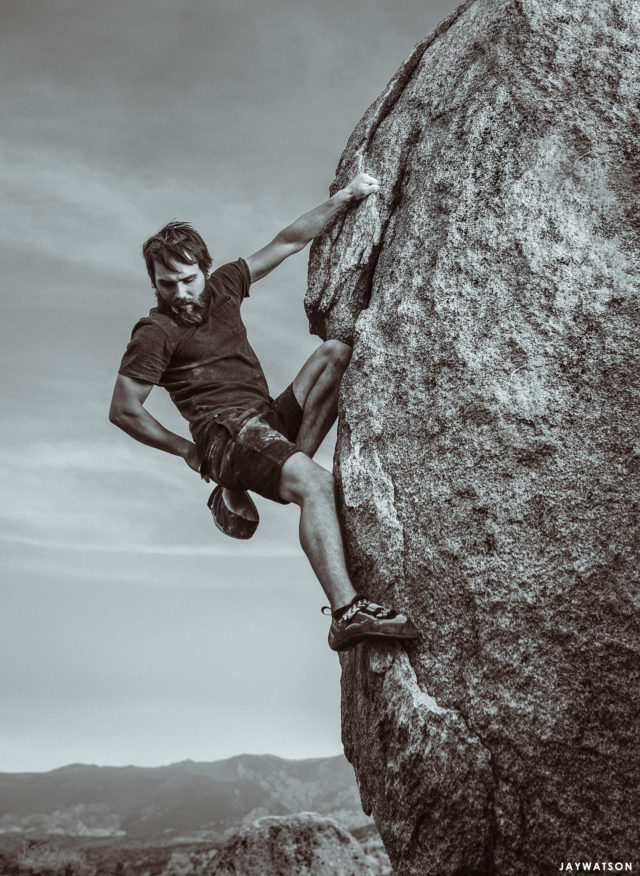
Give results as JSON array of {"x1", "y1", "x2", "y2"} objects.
[
  {"x1": 109, "y1": 403, "x2": 124, "y2": 427},
  {"x1": 109, "y1": 401, "x2": 137, "y2": 429}
]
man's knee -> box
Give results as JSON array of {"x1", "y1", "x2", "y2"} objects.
[
  {"x1": 320, "y1": 339, "x2": 352, "y2": 372},
  {"x1": 279, "y1": 452, "x2": 335, "y2": 505}
]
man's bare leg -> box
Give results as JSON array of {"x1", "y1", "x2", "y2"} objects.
[
  {"x1": 280, "y1": 351, "x2": 419, "y2": 648},
  {"x1": 280, "y1": 450, "x2": 420, "y2": 651},
  {"x1": 221, "y1": 340, "x2": 351, "y2": 518},
  {"x1": 292, "y1": 340, "x2": 352, "y2": 457},
  {"x1": 279, "y1": 451, "x2": 356, "y2": 610}
]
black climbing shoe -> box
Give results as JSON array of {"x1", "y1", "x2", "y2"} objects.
[
  {"x1": 323, "y1": 596, "x2": 419, "y2": 652},
  {"x1": 207, "y1": 485, "x2": 259, "y2": 540}
]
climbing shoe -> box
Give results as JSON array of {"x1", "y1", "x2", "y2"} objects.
[
  {"x1": 207, "y1": 485, "x2": 259, "y2": 540},
  {"x1": 323, "y1": 596, "x2": 419, "y2": 652}
]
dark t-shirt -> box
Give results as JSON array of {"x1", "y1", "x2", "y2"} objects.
[{"x1": 118, "y1": 258, "x2": 271, "y2": 440}]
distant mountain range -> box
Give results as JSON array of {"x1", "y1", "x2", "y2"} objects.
[{"x1": 0, "y1": 754, "x2": 368, "y2": 840}]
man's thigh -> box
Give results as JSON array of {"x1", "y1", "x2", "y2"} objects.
[{"x1": 271, "y1": 383, "x2": 304, "y2": 443}]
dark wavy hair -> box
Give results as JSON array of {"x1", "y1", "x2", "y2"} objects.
[{"x1": 142, "y1": 221, "x2": 213, "y2": 286}]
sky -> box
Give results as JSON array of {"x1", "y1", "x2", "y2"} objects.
[{"x1": 1, "y1": 0, "x2": 457, "y2": 773}]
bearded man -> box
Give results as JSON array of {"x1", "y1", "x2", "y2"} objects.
[{"x1": 109, "y1": 173, "x2": 418, "y2": 652}]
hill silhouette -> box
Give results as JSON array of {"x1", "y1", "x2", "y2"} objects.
[{"x1": 0, "y1": 754, "x2": 366, "y2": 839}]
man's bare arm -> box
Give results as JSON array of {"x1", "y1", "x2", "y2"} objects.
[
  {"x1": 245, "y1": 172, "x2": 380, "y2": 283},
  {"x1": 109, "y1": 374, "x2": 202, "y2": 475}
]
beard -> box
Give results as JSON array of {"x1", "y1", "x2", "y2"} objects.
[
  {"x1": 170, "y1": 300, "x2": 207, "y2": 327},
  {"x1": 157, "y1": 288, "x2": 210, "y2": 327}
]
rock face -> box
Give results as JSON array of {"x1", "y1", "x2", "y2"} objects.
[
  {"x1": 208, "y1": 813, "x2": 385, "y2": 875},
  {"x1": 306, "y1": 1, "x2": 640, "y2": 873}
]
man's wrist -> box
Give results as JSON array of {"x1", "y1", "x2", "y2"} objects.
[{"x1": 174, "y1": 438, "x2": 194, "y2": 459}]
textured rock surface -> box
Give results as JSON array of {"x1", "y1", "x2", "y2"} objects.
[
  {"x1": 306, "y1": 0, "x2": 640, "y2": 873},
  {"x1": 208, "y1": 813, "x2": 385, "y2": 875}
]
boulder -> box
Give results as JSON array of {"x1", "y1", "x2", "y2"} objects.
[
  {"x1": 208, "y1": 812, "x2": 383, "y2": 875},
  {"x1": 306, "y1": 0, "x2": 640, "y2": 873}
]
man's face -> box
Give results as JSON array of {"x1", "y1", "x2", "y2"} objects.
[{"x1": 153, "y1": 258, "x2": 208, "y2": 326}]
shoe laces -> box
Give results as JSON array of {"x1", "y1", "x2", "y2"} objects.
[
  {"x1": 322, "y1": 598, "x2": 396, "y2": 624},
  {"x1": 341, "y1": 598, "x2": 370, "y2": 623},
  {"x1": 361, "y1": 601, "x2": 398, "y2": 619},
  {"x1": 321, "y1": 599, "x2": 367, "y2": 621}
]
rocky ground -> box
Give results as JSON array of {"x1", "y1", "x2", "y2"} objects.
[{"x1": 0, "y1": 816, "x2": 391, "y2": 875}]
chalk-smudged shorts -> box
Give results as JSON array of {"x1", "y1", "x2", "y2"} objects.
[{"x1": 196, "y1": 384, "x2": 304, "y2": 503}]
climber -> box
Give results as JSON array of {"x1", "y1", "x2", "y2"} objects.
[{"x1": 109, "y1": 172, "x2": 419, "y2": 651}]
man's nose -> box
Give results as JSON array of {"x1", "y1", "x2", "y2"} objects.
[{"x1": 174, "y1": 283, "x2": 190, "y2": 299}]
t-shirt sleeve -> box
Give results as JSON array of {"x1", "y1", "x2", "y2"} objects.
[
  {"x1": 118, "y1": 321, "x2": 174, "y2": 385},
  {"x1": 209, "y1": 258, "x2": 252, "y2": 304}
]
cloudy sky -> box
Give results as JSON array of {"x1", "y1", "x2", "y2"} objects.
[{"x1": 1, "y1": 0, "x2": 456, "y2": 773}]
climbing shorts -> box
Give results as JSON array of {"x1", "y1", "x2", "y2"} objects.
[{"x1": 197, "y1": 384, "x2": 304, "y2": 503}]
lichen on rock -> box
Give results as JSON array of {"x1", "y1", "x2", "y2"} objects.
[{"x1": 306, "y1": 0, "x2": 640, "y2": 873}]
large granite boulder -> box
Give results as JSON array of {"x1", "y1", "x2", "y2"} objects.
[{"x1": 306, "y1": 0, "x2": 640, "y2": 873}]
